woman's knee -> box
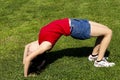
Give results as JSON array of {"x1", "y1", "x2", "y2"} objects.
[{"x1": 106, "y1": 28, "x2": 112, "y2": 36}]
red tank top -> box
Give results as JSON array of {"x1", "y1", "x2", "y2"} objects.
[{"x1": 38, "y1": 18, "x2": 70, "y2": 45}]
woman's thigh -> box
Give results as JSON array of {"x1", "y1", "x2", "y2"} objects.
[{"x1": 89, "y1": 21, "x2": 111, "y2": 37}]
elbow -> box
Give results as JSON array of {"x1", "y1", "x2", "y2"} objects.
[{"x1": 25, "y1": 44, "x2": 29, "y2": 48}]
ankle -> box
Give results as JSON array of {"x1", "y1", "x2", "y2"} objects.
[
  {"x1": 96, "y1": 60, "x2": 102, "y2": 62},
  {"x1": 92, "y1": 54, "x2": 98, "y2": 57}
]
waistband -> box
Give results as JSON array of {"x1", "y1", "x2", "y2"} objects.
[
  {"x1": 68, "y1": 18, "x2": 71, "y2": 27},
  {"x1": 68, "y1": 18, "x2": 72, "y2": 33}
]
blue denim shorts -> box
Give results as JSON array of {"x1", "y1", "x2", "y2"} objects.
[{"x1": 70, "y1": 18, "x2": 91, "y2": 40}]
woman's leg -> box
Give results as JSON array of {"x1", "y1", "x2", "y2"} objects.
[
  {"x1": 89, "y1": 21, "x2": 112, "y2": 61},
  {"x1": 92, "y1": 36, "x2": 103, "y2": 55}
]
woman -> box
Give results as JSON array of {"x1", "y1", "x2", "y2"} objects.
[{"x1": 23, "y1": 18, "x2": 115, "y2": 77}]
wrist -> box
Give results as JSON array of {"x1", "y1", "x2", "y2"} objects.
[{"x1": 24, "y1": 58, "x2": 30, "y2": 77}]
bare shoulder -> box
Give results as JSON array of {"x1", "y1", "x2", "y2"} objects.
[
  {"x1": 30, "y1": 40, "x2": 39, "y2": 46},
  {"x1": 25, "y1": 40, "x2": 38, "y2": 47}
]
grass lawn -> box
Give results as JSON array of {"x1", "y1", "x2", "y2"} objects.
[{"x1": 0, "y1": 0, "x2": 120, "y2": 80}]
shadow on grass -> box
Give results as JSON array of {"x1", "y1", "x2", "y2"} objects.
[
  {"x1": 28, "y1": 47, "x2": 110, "y2": 75},
  {"x1": 46, "y1": 47, "x2": 93, "y2": 64}
]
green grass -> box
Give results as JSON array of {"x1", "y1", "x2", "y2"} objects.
[{"x1": 0, "y1": 0, "x2": 120, "y2": 80}]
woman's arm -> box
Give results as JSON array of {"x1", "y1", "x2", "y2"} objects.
[
  {"x1": 23, "y1": 40, "x2": 38, "y2": 64},
  {"x1": 24, "y1": 41, "x2": 52, "y2": 77},
  {"x1": 23, "y1": 44, "x2": 30, "y2": 64}
]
